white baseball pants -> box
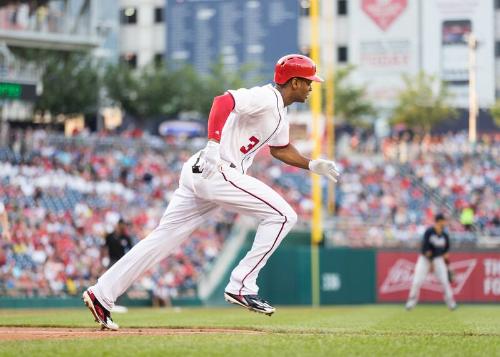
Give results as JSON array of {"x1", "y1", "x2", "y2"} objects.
[
  {"x1": 91, "y1": 153, "x2": 297, "y2": 310},
  {"x1": 406, "y1": 255, "x2": 456, "y2": 309}
]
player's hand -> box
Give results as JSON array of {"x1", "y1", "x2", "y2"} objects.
[
  {"x1": 199, "y1": 141, "x2": 221, "y2": 179},
  {"x1": 309, "y1": 159, "x2": 340, "y2": 182}
]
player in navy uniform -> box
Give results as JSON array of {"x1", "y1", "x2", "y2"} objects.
[{"x1": 406, "y1": 213, "x2": 457, "y2": 310}]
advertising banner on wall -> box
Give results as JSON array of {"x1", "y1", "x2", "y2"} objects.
[
  {"x1": 421, "y1": 0, "x2": 495, "y2": 108},
  {"x1": 349, "y1": 0, "x2": 494, "y2": 109},
  {"x1": 377, "y1": 252, "x2": 500, "y2": 302},
  {"x1": 348, "y1": 0, "x2": 420, "y2": 108}
]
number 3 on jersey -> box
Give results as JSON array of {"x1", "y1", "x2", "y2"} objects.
[{"x1": 240, "y1": 136, "x2": 260, "y2": 154}]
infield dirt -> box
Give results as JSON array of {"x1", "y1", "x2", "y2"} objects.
[{"x1": 0, "y1": 327, "x2": 263, "y2": 340}]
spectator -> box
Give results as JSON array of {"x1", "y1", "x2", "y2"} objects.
[
  {"x1": 0, "y1": 201, "x2": 10, "y2": 242},
  {"x1": 460, "y1": 206, "x2": 475, "y2": 231},
  {"x1": 104, "y1": 219, "x2": 133, "y2": 267}
]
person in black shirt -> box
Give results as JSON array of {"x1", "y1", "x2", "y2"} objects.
[
  {"x1": 104, "y1": 219, "x2": 133, "y2": 267},
  {"x1": 406, "y1": 213, "x2": 457, "y2": 310}
]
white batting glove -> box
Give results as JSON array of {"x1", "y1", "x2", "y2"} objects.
[
  {"x1": 309, "y1": 159, "x2": 340, "y2": 182},
  {"x1": 199, "y1": 141, "x2": 221, "y2": 179}
]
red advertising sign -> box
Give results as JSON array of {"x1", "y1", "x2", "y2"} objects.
[
  {"x1": 377, "y1": 252, "x2": 500, "y2": 302},
  {"x1": 362, "y1": 0, "x2": 408, "y2": 31}
]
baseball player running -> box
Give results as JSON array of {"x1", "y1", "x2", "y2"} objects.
[
  {"x1": 83, "y1": 54, "x2": 340, "y2": 330},
  {"x1": 406, "y1": 213, "x2": 457, "y2": 311}
]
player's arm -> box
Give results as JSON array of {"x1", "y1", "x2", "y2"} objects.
[
  {"x1": 270, "y1": 144, "x2": 340, "y2": 182},
  {"x1": 192, "y1": 93, "x2": 235, "y2": 179},
  {"x1": 444, "y1": 232, "x2": 450, "y2": 253},
  {"x1": 421, "y1": 230, "x2": 432, "y2": 259},
  {"x1": 196, "y1": 93, "x2": 235, "y2": 178},
  {"x1": 269, "y1": 144, "x2": 310, "y2": 169},
  {"x1": 443, "y1": 233, "x2": 454, "y2": 282},
  {"x1": 442, "y1": 232, "x2": 451, "y2": 263},
  {"x1": 207, "y1": 92, "x2": 234, "y2": 143}
]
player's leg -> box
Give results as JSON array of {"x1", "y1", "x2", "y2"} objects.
[
  {"x1": 85, "y1": 158, "x2": 217, "y2": 328},
  {"x1": 201, "y1": 166, "x2": 297, "y2": 314},
  {"x1": 406, "y1": 255, "x2": 430, "y2": 310},
  {"x1": 433, "y1": 256, "x2": 457, "y2": 310},
  {"x1": 90, "y1": 187, "x2": 217, "y2": 310}
]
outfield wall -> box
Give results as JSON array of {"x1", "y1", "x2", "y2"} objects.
[
  {"x1": 255, "y1": 232, "x2": 500, "y2": 305},
  {"x1": 258, "y1": 245, "x2": 376, "y2": 305}
]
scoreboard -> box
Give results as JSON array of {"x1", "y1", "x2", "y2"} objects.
[{"x1": 166, "y1": 0, "x2": 299, "y2": 82}]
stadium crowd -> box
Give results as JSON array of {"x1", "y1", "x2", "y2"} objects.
[
  {"x1": 0, "y1": 128, "x2": 498, "y2": 298},
  {"x1": 0, "y1": 129, "x2": 230, "y2": 299},
  {"x1": 254, "y1": 131, "x2": 499, "y2": 247}
]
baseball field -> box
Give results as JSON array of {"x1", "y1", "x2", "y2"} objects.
[{"x1": 0, "y1": 305, "x2": 499, "y2": 356}]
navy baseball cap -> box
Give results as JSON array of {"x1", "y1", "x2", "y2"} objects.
[{"x1": 435, "y1": 213, "x2": 446, "y2": 221}]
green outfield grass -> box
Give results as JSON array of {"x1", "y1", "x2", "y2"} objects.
[{"x1": 0, "y1": 305, "x2": 499, "y2": 356}]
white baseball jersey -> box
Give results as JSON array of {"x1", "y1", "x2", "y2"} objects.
[
  {"x1": 222, "y1": 84, "x2": 289, "y2": 173},
  {"x1": 0, "y1": 202, "x2": 4, "y2": 214}
]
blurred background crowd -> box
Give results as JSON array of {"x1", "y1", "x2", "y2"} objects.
[
  {"x1": 0, "y1": 128, "x2": 498, "y2": 299},
  {"x1": 0, "y1": 129, "x2": 233, "y2": 300}
]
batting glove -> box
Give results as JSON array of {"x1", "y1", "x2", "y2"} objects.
[
  {"x1": 199, "y1": 141, "x2": 221, "y2": 179},
  {"x1": 309, "y1": 159, "x2": 340, "y2": 182}
]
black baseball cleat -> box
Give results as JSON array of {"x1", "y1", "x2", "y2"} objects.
[
  {"x1": 82, "y1": 289, "x2": 119, "y2": 330},
  {"x1": 224, "y1": 292, "x2": 276, "y2": 316}
]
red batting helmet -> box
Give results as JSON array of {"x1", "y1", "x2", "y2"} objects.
[{"x1": 274, "y1": 54, "x2": 324, "y2": 85}]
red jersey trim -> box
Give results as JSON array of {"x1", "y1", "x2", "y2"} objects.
[{"x1": 207, "y1": 92, "x2": 235, "y2": 141}]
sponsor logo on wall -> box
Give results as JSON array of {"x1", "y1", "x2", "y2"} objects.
[
  {"x1": 361, "y1": 0, "x2": 408, "y2": 31},
  {"x1": 377, "y1": 252, "x2": 500, "y2": 302},
  {"x1": 379, "y1": 258, "x2": 476, "y2": 294}
]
